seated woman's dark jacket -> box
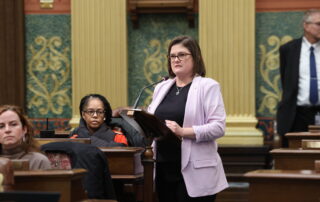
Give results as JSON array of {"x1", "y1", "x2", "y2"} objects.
[
  {"x1": 70, "y1": 118, "x2": 126, "y2": 147},
  {"x1": 109, "y1": 117, "x2": 146, "y2": 147},
  {"x1": 41, "y1": 141, "x2": 116, "y2": 199}
]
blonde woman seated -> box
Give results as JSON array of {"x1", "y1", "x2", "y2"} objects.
[{"x1": 0, "y1": 105, "x2": 51, "y2": 170}]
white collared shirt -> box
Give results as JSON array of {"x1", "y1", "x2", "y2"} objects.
[{"x1": 297, "y1": 37, "x2": 320, "y2": 106}]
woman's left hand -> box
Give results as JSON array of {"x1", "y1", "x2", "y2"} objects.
[{"x1": 165, "y1": 120, "x2": 183, "y2": 138}]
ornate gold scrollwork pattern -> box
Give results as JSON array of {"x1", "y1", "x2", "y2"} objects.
[
  {"x1": 142, "y1": 39, "x2": 171, "y2": 106},
  {"x1": 258, "y1": 35, "x2": 293, "y2": 115},
  {"x1": 27, "y1": 36, "x2": 71, "y2": 115}
]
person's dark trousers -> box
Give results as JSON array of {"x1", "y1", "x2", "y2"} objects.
[
  {"x1": 285, "y1": 106, "x2": 320, "y2": 147},
  {"x1": 292, "y1": 106, "x2": 320, "y2": 131},
  {"x1": 156, "y1": 163, "x2": 216, "y2": 202}
]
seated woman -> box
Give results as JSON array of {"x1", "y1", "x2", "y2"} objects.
[
  {"x1": 0, "y1": 105, "x2": 51, "y2": 170},
  {"x1": 70, "y1": 94, "x2": 128, "y2": 147}
]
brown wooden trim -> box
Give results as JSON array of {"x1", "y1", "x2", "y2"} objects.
[
  {"x1": 256, "y1": 0, "x2": 320, "y2": 12},
  {"x1": 24, "y1": 0, "x2": 70, "y2": 14},
  {"x1": 17, "y1": 0, "x2": 25, "y2": 109},
  {"x1": 128, "y1": 0, "x2": 198, "y2": 28}
]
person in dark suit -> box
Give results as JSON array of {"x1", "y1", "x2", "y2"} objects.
[{"x1": 277, "y1": 9, "x2": 320, "y2": 147}]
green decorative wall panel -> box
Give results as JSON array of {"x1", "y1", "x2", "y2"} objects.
[
  {"x1": 128, "y1": 14, "x2": 198, "y2": 107},
  {"x1": 255, "y1": 11, "x2": 304, "y2": 118},
  {"x1": 25, "y1": 15, "x2": 72, "y2": 118}
]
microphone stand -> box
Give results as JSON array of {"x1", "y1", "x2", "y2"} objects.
[
  {"x1": 40, "y1": 118, "x2": 55, "y2": 138},
  {"x1": 132, "y1": 77, "x2": 168, "y2": 109}
]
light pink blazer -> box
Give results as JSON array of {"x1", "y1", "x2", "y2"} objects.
[{"x1": 148, "y1": 76, "x2": 228, "y2": 197}]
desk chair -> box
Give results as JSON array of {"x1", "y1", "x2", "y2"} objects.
[{"x1": 41, "y1": 142, "x2": 116, "y2": 200}]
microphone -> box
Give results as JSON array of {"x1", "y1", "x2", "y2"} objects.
[
  {"x1": 132, "y1": 76, "x2": 169, "y2": 109},
  {"x1": 40, "y1": 118, "x2": 55, "y2": 138}
]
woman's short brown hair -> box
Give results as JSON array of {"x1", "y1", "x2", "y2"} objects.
[
  {"x1": 167, "y1": 35, "x2": 206, "y2": 78},
  {"x1": 0, "y1": 105, "x2": 39, "y2": 152}
]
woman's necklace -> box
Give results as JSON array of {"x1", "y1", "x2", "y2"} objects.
[
  {"x1": 175, "y1": 80, "x2": 192, "y2": 95},
  {"x1": 176, "y1": 86, "x2": 184, "y2": 95}
]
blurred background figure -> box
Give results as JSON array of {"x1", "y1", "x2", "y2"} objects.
[{"x1": 277, "y1": 9, "x2": 320, "y2": 147}]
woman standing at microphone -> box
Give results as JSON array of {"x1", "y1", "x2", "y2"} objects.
[{"x1": 148, "y1": 35, "x2": 228, "y2": 202}]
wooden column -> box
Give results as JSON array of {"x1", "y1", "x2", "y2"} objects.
[
  {"x1": 70, "y1": 0, "x2": 127, "y2": 127},
  {"x1": 199, "y1": 0, "x2": 263, "y2": 145}
]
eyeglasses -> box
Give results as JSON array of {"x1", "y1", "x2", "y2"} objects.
[
  {"x1": 169, "y1": 53, "x2": 191, "y2": 62},
  {"x1": 83, "y1": 109, "x2": 105, "y2": 117}
]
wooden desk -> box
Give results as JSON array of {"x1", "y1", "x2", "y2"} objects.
[
  {"x1": 14, "y1": 169, "x2": 87, "y2": 202},
  {"x1": 100, "y1": 147, "x2": 144, "y2": 179},
  {"x1": 37, "y1": 139, "x2": 144, "y2": 178},
  {"x1": 36, "y1": 138, "x2": 153, "y2": 202},
  {"x1": 285, "y1": 132, "x2": 320, "y2": 148},
  {"x1": 245, "y1": 169, "x2": 320, "y2": 202},
  {"x1": 302, "y1": 139, "x2": 320, "y2": 149},
  {"x1": 101, "y1": 146, "x2": 154, "y2": 202},
  {"x1": 218, "y1": 145, "x2": 271, "y2": 181},
  {"x1": 271, "y1": 148, "x2": 320, "y2": 170}
]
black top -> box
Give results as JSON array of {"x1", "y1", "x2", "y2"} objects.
[{"x1": 154, "y1": 82, "x2": 192, "y2": 163}]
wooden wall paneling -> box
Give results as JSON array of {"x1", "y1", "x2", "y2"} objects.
[
  {"x1": 24, "y1": 0, "x2": 70, "y2": 14},
  {"x1": 128, "y1": 0, "x2": 198, "y2": 28},
  {"x1": 0, "y1": 0, "x2": 25, "y2": 109}
]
